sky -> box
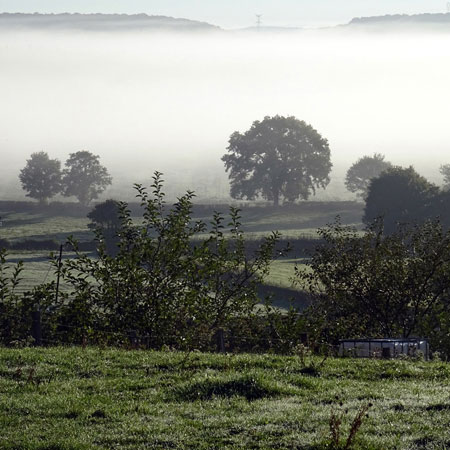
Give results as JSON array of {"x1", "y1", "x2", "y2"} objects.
[{"x1": 0, "y1": 0, "x2": 447, "y2": 28}]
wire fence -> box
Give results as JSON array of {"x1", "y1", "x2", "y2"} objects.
[{"x1": 0, "y1": 303, "x2": 308, "y2": 354}]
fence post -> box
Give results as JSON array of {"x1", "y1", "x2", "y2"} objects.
[
  {"x1": 300, "y1": 333, "x2": 308, "y2": 345},
  {"x1": 215, "y1": 328, "x2": 225, "y2": 353},
  {"x1": 31, "y1": 306, "x2": 42, "y2": 346},
  {"x1": 128, "y1": 330, "x2": 138, "y2": 349},
  {"x1": 55, "y1": 244, "x2": 63, "y2": 304}
]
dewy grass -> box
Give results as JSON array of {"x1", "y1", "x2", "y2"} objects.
[
  {"x1": 0, "y1": 347, "x2": 449, "y2": 449},
  {"x1": 172, "y1": 373, "x2": 287, "y2": 401}
]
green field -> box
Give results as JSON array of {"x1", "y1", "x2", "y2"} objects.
[
  {"x1": 193, "y1": 201, "x2": 363, "y2": 239},
  {"x1": 0, "y1": 213, "x2": 92, "y2": 244},
  {"x1": 0, "y1": 347, "x2": 449, "y2": 449},
  {"x1": 265, "y1": 259, "x2": 311, "y2": 289},
  {"x1": 1, "y1": 204, "x2": 449, "y2": 449},
  {"x1": 0, "y1": 201, "x2": 363, "y2": 244},
  {"x1": 0, "y1": 201, "x2": 363, "y2": 306}
]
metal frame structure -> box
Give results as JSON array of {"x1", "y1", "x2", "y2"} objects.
[{"x1": 338, "y1": 338, "x2": 429, "y2": 360}]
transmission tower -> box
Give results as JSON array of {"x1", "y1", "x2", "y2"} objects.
[{"x1": 256, "y1": 14, "x2": 262, "y2": 31}]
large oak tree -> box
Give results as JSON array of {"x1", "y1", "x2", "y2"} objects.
[
  {"x1": 62, "y1": 151, "x2": 112, "y2": 206},
  {"x1": 222, "y1": 116, "x2": 332, "y2": 206}
]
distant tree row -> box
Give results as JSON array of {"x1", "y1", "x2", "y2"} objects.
[
  {"x1": 221, "y1": 115, "x2": 450, "y2": 206},
  {"x1": 346, "y1": 155, "x2": 450, "y2": 201},
  {"x1": 19, "y1": 151, "x2": 112, "y2": 206}
]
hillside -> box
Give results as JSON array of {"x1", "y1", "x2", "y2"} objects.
[
  {"x1": 0, "y1": 13, "x2": 221, "y2": 32},
  {"x1": 347, "y1": 13, "x2": 450, "y2": 31}
]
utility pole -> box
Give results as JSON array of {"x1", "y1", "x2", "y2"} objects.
[
  {"x1": 447, "y1": 2, "x2": 450, "y2": 13},
  {"x1": 256, "y1": 14, "x2": 262, "y2": 32}
]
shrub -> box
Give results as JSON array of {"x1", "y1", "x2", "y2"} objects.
[
  {"x1": 296, "y1": 217, "x2": 450, "y2": 356},
  {"x1": 56, "y1": 172, "x2": 289, "y2": 349}
]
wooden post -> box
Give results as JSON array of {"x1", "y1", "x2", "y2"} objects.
[
  {"x1": 55, "y1": 244, "x2": 63, "y2": 304},
  {"x1": 31, "y1": 306, "x2": 42, "y2": 346},
  {"x1": 128, "y1": 330, "x2": 138, "y2": 349},
  {"x1": 300, "y1": 333, "x2": 308, "y2": 345}
]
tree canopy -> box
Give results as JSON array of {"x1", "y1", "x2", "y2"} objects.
[
  {"x1": 345, "y1": 153, "x2": 391, "y2": 199},
  {"x1": 19, "y1": 151, "x2": 61, "y2": 204},
  {"x1": 440, "y1": 164, "x2": 450, "y2": 190},
  {"x1": 222, "y1": 115, "x2": 332, "y2": 206},
  {"x1": 87, "y1": 199, "x2": 120, "y2": 232},
  {"x1": 62, "y1": 151, "x2": 112, "y2": 206},
  {"x1": 296, "y1": 218, "x2": 450, "y2": 353},
  {"x1": 364, "y1": 166, "x2": 438, "y2": 233}
]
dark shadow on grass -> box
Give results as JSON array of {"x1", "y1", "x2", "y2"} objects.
[
  {"x1": 173, "y1": 375, "x2": 280, "y2": 401},
  {"x1": 258, "y1": 284, "x2": 311, "y2": 311},
  {"x1": 425, "y1": 403, "x2": 450, "y2": 411}
]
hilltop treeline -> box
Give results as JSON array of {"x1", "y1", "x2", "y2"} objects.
[{"x1": 0, "y1": 13, "x2": 221, "y2": 32}]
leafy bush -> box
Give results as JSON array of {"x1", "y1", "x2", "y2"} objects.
[
  {"x1": 297, "y1": 218, "x2": 450, "y2": 356},
  {"x1": 0, "y1": 250, "x2": 58, "y2": 345},
  {"x1": 55, "y1": 172, "x2": 289, "y2": 349}
]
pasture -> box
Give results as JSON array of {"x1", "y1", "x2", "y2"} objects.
[
  {"x1": 0, "y1": 347, "x2": 449, "y2": 449},
  {"x1": 0, "y1": 200, "x2": 363, "y2": 243},
  {"x1": 0, "y1": 201, "x2": 363, "y2": 307}
]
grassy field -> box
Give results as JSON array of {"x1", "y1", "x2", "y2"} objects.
[
  {"x1": 0, "y1": 201, "x2": 363, "y2": 244},
  {"x1": 0, "y1": 213, "x2": 92, "y2": 244},
  {"x1": 193, "y1": 202, "x2": 363, "y2": 239},
  {"x1": 0, "y1": 201, "x2": 362, "y2": 305},
  {"x1": 0, "y1": 347, "x2": 449, "y2": 449},
  {"x1": 265, "y1": 259, "x2": 311, "y2": 289},
  {"x1": 3, "y1": 251, "x2": 92, "y2": 294}
]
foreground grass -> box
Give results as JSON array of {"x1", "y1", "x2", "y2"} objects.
[{"x1": 0, "y1": 348, "x2": 449, "y2": 449}]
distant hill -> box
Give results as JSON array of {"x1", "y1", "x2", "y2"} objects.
[
  {"x1": 347, "y1": 13, "x2": 450, "y2": 31},
  {"x1": 2, "y1": 11, "x2": 450, "y2": 34},
  {"x1": 0, "y1": 13, "x2": 221, "y2": 32}
]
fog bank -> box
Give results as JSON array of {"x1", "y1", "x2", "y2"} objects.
[{"x1": 1, "y1": 29, "x2": 449, "y2": 201}]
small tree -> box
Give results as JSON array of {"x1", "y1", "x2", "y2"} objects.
[
  {"x1": 87, "y1": 199, "x2": 121, "y2": 255},
  {"x1": 222, "y1": 115, "x2": 332, "y2": 206},
  {"x1": 62, "y1": 151, "x2": 112, "y2": 206},
  {"x1": 296, "y1": 218, "x2": 450, "y2": 344},
  {"x1": 364, "y1": 166, "x2": 438, "y2": 233},
  {"x1": 19, "y1": 151, "x2": 61, "y2": 204},
  {"x1": 345, "y1": 153, "x2": 391, "y2": 200},
  {"x1": 87, "y1": 199, "x2": 120, "y2": 232},
  {"x1": 58, "y1": 172, "x2": 289, "y2": 348}
]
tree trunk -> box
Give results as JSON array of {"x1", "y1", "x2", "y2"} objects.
[{"x1": 272, "y1": 187, "x2": 280, "y2": 207}]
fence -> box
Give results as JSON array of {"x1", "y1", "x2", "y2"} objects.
[{"x1": 0, "y1": 304, "x2": 308, "y2": 354}]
